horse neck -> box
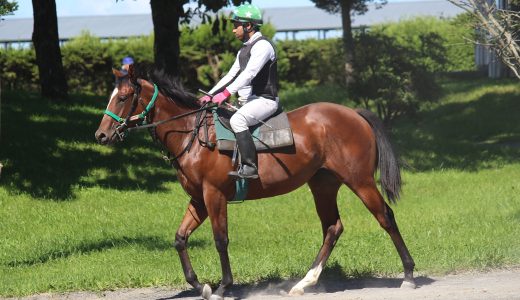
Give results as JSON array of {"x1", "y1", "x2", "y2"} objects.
[{"x1": 144, "y1": 86, "x2": 200, "y2": 162}]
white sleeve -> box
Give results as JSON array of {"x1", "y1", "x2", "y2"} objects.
[
  {"x1": 209, "y1": 53, "x2": 241, "y2": 95},
  {"x1": 225, "y1": 40, "x2": 275, "y2": 95}
]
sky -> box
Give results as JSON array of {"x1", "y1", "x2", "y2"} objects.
[{"x1": 6, "y1": 0, "x2": 320, "y2": 19}]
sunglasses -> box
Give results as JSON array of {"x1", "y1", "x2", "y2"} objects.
[{"x1": 232, "y1": 22, "x2": 245, "y2": 29}]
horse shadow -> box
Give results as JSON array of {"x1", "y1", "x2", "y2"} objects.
[{"x1": 159, "y1": 263, "x2": 435, "y2": 299}]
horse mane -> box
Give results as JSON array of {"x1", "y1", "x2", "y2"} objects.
[{"x1": 136, "y1": 65, "x2": 200, "y2": 109}]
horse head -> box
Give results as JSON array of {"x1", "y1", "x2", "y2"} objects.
[{"x1": 95, "y1": 64, "x2": 155, "y2": 145}]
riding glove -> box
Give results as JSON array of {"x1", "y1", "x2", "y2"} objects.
[
  {"x1": 199, "y1": 95, "x2": 211, "y2": 103},
  {"x1": 212, "y1": 89, "x2": 231, "y2": 105}
]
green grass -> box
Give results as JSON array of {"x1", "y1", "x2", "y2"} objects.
[{"x1": 1, "y1": 78, "x2": 520, "y2": 296}]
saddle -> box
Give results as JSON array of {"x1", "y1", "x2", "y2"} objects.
[{"x1": 213, "y1": 106, "x2": 294, "y2": 151}]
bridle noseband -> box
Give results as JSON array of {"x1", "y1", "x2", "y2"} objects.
[{"x1": 104, "y1": 82, "x2": 159, "y2": 141}]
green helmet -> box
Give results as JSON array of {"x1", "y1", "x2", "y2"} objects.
[{"x1": 230, "y1": 4, "x2": 263, "y2": 25}]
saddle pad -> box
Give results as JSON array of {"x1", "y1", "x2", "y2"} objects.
[{"x1": 213, "y1": 107, "x2": 294, "y2": 151}]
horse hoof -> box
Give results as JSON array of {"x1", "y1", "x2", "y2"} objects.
[
  {"x1": 202, "y1": 284, "x2": 212, "y2": 299},
  {"x1": 209, "y1": 295, "x2": 224, "y2": 300},
  {"x1": 401, "y1": 280, "x2": 417, "y2": 289},
  {"x1": 288, "y1": 287, "x2": 304, "y2": 296}
]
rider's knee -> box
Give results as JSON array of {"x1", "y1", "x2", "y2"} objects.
[{"x1": 230, "y1": 113, "x2": 248, "y2": 132}]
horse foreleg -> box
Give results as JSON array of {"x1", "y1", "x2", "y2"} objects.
[
  {"x1": 289, "y1": 170, "x2": 343, "y2": 296},
  {"x1": 204, "y1": 187, "x2": 232, "y2": 300},
  {"x1": 173, "y1": 198, "x2": 208, "y2": 295}
]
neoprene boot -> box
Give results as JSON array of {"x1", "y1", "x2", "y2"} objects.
[{"x1": 228, "y1": 130, "x2": 259, "y2": 179}]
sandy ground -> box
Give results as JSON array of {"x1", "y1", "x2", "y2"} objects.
[{"x1": 6, "y1": 268, "x2": 520, "y2": 300}]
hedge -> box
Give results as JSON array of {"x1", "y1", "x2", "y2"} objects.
[{"x1": 0, "y1": 15, "x2": 475, "y2": 95}]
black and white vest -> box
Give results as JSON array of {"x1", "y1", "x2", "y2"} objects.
[{"x1": 238, "y1": 36, "x2": 278, "y2": 100}]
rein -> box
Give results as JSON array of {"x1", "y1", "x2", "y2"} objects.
[
  {"x1": 127, "y1": 103, "x2": 215, "y2": 132},
  {"x1": 103, "y1": 81, "x2": 216, "y2": 162}
]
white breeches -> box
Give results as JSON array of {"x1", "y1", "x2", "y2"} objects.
[{"x1": 230, "y1": 96, "x2": 279, "y2": 133}]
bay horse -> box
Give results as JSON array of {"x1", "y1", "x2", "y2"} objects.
[{"x1": 95, "y1": 65, "x2": 416, "y2": 299}]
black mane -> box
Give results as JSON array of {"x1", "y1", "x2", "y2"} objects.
[{"x1": 136, "y1": 65, "x2": 200, "y2": 109}]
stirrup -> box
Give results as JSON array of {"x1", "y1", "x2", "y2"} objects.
[{"x1": 228, "y1": 165, "x2": 258, "y2": 179}]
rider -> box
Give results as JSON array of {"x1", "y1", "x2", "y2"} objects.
[
  {"x1": 200, "y1": 4, "x2": 279, "y2": 179},
  {"x1": 121, "y1": 56, "x2": 134, "y2": 73}
]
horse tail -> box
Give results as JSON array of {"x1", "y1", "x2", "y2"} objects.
[{"x1": 356, "y1": 109, "x2": 402, "y2": 203}]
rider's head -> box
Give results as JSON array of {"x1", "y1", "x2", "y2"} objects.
[
  {"x1": 230, "y1": 4, "x2": 263, "y2": 42},
  {"x1": 121, "y1": 56, "x2": 134, "y2": 73}
]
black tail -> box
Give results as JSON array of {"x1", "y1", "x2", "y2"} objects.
[{"x1": 356, "y1": 109, "x2": 402, "y2": 203}]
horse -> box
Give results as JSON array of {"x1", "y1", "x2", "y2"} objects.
[{"x1": 95, "y1": 64, "x2": 416, "y2": 300}]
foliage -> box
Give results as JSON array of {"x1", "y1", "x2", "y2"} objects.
[
  {"x1": 0, "y1": 16, "x2": 475, "y2": 100},
  {"x1": 0, "y1": 48, "x2": 37, "y2": 90},
  {"x1": 276, "y1": 38, "x2": 344, "y2": 88},
  {"x1": 449, "y1": 0, "x2": 520, "y2": 79},
  {"x1": 0, "y1": 0, "x2": 17, "y2": 18},
  {"x1": 61, "y1": 32, "x2": 114, "y2": 95},
  {"x1": 310, "y1": 0, "x2": 387, "y2": 14},
  {"x1": 349, "y1": 31, "x2": 445, "y2": 124},
  {"x1": 371, "y1": 15, "x2": 476, "y2": 72}
]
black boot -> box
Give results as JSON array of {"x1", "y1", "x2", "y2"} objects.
[{"x1": 228, "y1": 130, "x2": 259, "y2": 179}]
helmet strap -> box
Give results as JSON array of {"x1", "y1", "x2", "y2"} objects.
[{"x1": 241, "y1": 22, "x2": 254, "y2": 42}]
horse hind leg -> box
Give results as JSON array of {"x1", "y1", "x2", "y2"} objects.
[
  {"x1": 352, "y1": 181, "x2": 416, "y2": 288},
  {"x1": 289, "y1": 169, "x2": 343, "y2": 296}
]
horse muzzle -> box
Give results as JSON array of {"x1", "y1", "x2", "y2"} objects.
[{"x1": 95, "y1": 129, "x2": 112, "y2": 145}]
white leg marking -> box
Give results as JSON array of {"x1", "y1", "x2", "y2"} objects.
[{"x1": 289, "y1": 263, "x2": 323, "y2": 296}]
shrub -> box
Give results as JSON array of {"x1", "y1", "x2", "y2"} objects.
[
  {"x1": 350, "y1": 32, "x2": 444, "y2": 124},
  {"x1": 0, "y1": 48, "x2": 37, "y2": 91},
  {"x1": 371, "y1": 15, "x2": 476, "y2": 72},
  {"x1": 276, "y1": 38, "x2": 344, "y2": 88}
]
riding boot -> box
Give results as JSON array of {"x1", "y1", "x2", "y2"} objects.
[{"x1": 228, "y1": 130, "x2": 259, "y2": 179}]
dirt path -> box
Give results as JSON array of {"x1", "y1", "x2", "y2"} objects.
[{"x1": 8, "y1": 268, "x2": 520, "y2": 300}]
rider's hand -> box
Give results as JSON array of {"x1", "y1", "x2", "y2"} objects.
[
  {"x1": 199, "y1": 95, "x2": 211, "y2": 104},
  {"x1": 212, "y1": 89, "x2": 231, "y2": 105}
]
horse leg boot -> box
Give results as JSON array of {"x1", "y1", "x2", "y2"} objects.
[{"x1": 228, "y1": 130, "x2": 258, "y2": 179}]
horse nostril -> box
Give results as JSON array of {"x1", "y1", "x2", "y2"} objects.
[{"x1": 95, "y1": 131, "x2": 107, "y2": 144}]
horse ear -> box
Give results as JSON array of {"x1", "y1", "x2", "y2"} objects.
[
  {"x1": 113, "y1": 68, "x2": 124, "y2": 78},
  {"x1": 128, "y1": 64, "x2": 138, "y2": 85}
]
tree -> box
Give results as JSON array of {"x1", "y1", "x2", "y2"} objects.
[
  {"x1": 32, "y1": 0, "x2": 68, "y2": 100},
  {"x1": 149, "y1": 0, "x2": 249, "y2": 77},
  {"x1": 0, "y1": 0, "x2": 18, "y2": 19},
  {"x1": 449, "y1": 0, "x2": 520, "y2": 79},
  {"x1": 310, "y1": 0, "x2": 386, "y2": 87}
]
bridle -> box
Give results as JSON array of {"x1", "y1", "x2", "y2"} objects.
[
  {"x1": 103, "y1": 80, "x2": 159, "y2": 141},
  {"x1": 102, "y1": 79, "x2": 216, "y2": 161}
]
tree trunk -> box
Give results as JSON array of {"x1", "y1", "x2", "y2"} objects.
[
  {"x1": 31, "y1": 0, "x2": 68, "y2": 100},
  {"x1": 340, "y1": 0, "x2": 355, "y2": 87},
  {"x1": 150, "y1": 0, "x2": 183, "y2": 77}
]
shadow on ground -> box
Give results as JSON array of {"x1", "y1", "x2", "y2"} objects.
[
  {"x1": 394, "y1": 87, "x2": 520, "y2": 171},
  {"x1": 0, "y1": 91, "x2": 178, "y2": 200},
  {"x1": 161, "y1": 263, "x2": 435, "y2": 299}
]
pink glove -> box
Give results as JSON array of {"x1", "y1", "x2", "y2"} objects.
[
  {"x1": 199, "y1": 95, "x2": 211, "y2": 104},
  {"x1": 212, "y1": 89, "x2": 231, "y2": 105}
]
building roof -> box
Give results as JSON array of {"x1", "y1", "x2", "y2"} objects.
[{"x1": 0, "y1": 1, "x2": 464, "y2": 43}]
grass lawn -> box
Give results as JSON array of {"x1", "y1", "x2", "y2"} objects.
[{"x1": 0, "y1": 77, "x2": 519, "y2": 296}]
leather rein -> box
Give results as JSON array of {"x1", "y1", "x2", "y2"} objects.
[{"x1": 103, "y1": 81, "x2": 216, "y2": 162}]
